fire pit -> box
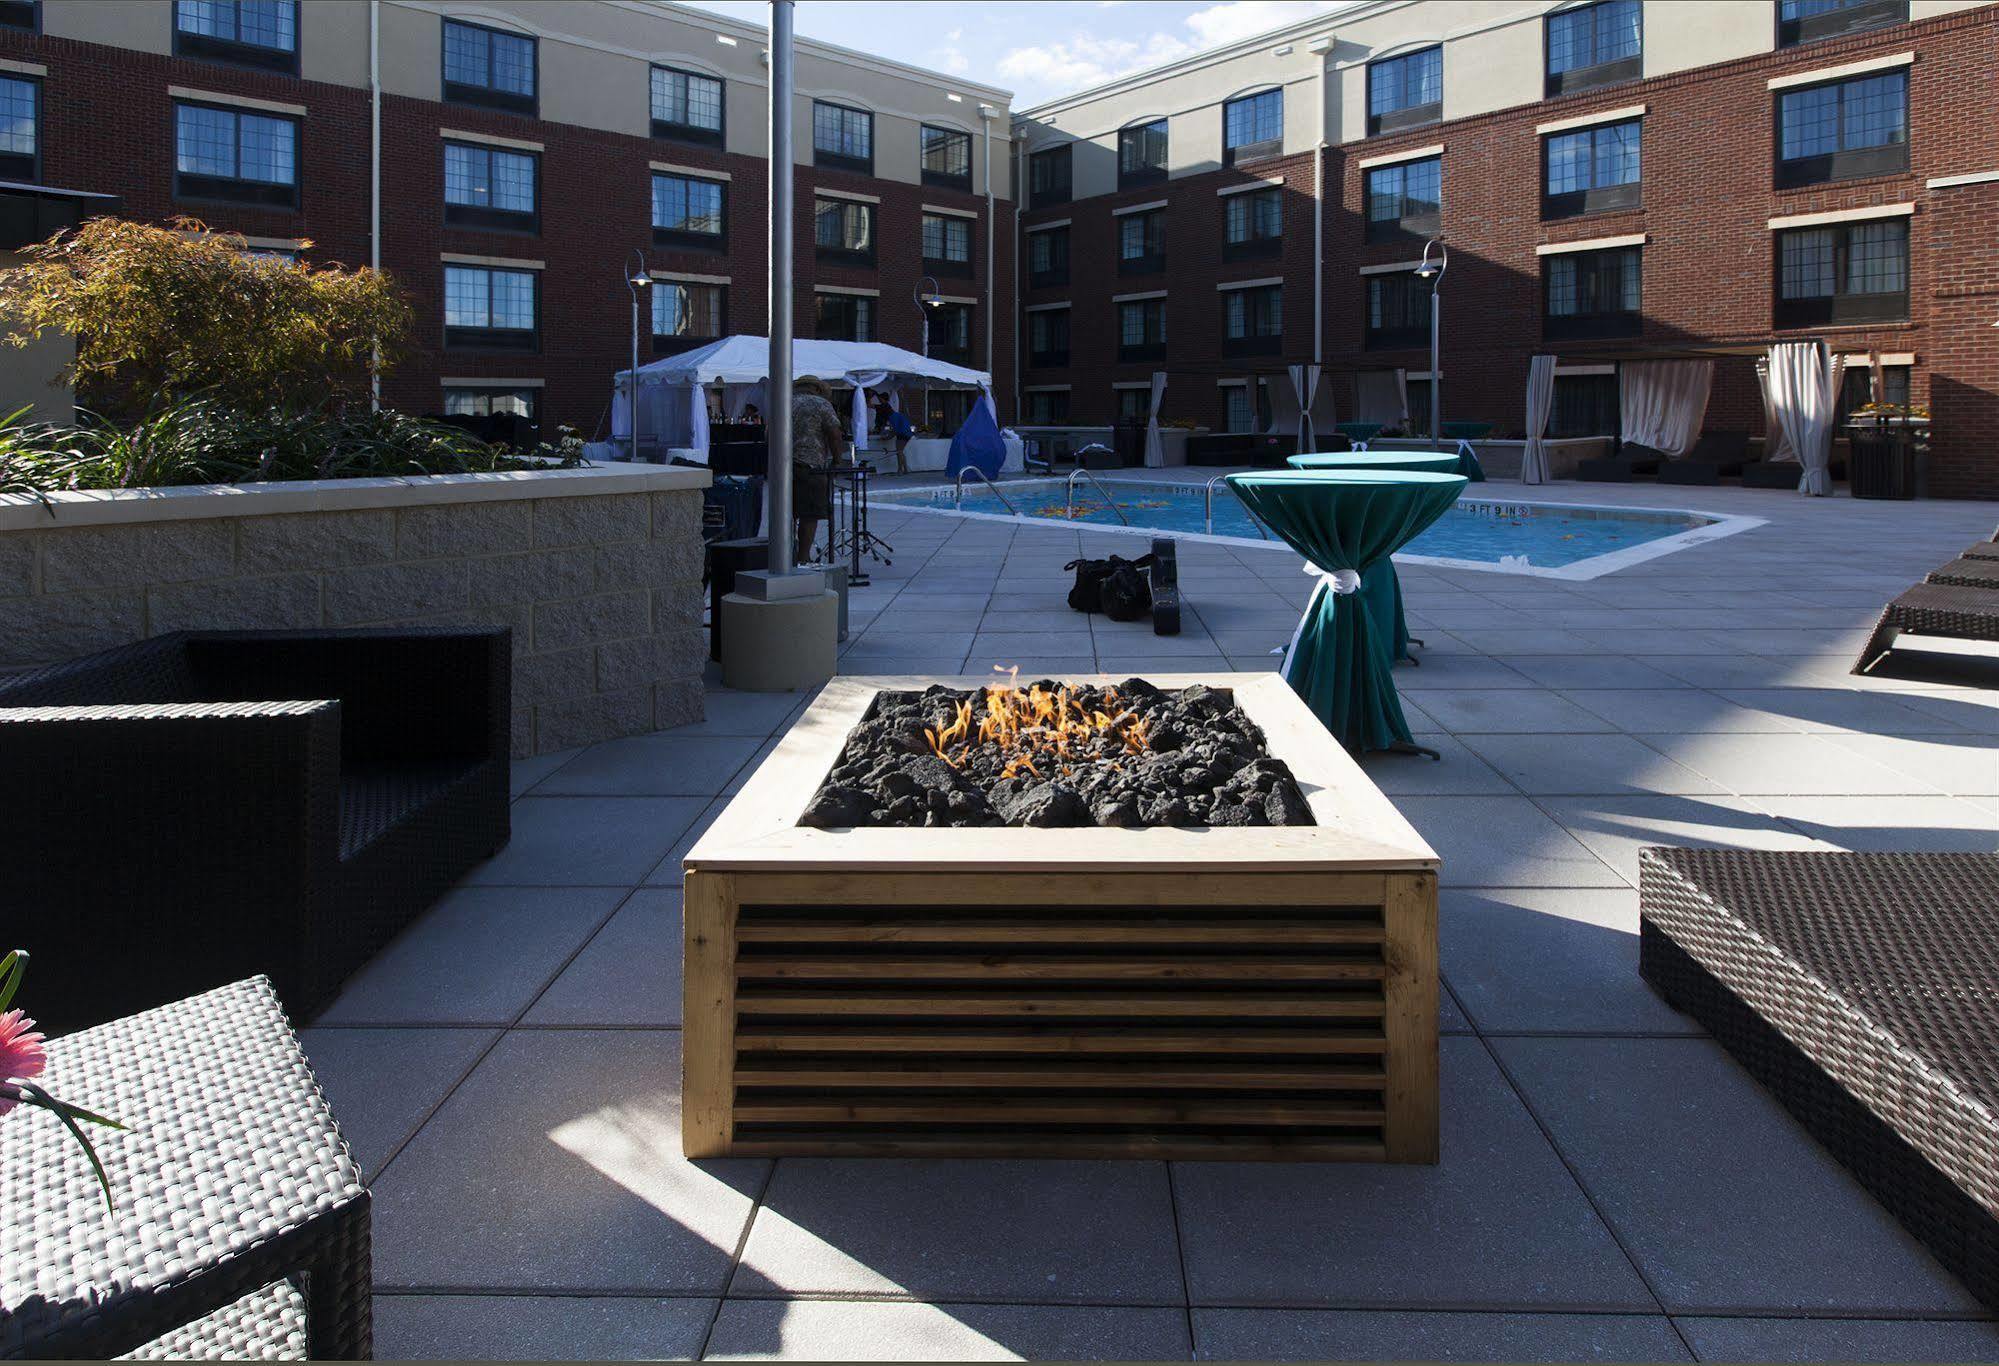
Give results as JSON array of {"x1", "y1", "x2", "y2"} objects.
[{"x1": 683, "y1": 673, "x2": 1440, "y2": 1163}]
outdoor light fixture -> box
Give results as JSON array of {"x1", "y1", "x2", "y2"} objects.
[
  {"x1": 626, "y1": 248, "x2": 651, "y2": 461},
  {"x1": 915, "y1": 274, "x2": 944, "y2": 358},
  {"x1": 1415, "y1": 237, "x2": 1447, "y2": 452}
]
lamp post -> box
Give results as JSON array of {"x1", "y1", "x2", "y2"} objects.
[
  {"x1": 626, "y1": 249, "x2": 651, "y2": 460},
  {"x1": 1414, "y1": 237, "x2": 1447, "y2": 450},
  {"x1": 766, "y1": 0, "x2": 796, "y2": 574},
  {"x1": 914, "y1": 274, "x2": 942, "y2": 358}
]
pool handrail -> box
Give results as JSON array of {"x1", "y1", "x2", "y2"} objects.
[
  {"x1": 1204, "y1": 474, "x2": 1270, "y2": 540},
  {"x1": 1065, "y1": 468, "x2": 1131, "y2": 525},
  {"x1": 954, "y1": 465, "x2": 1021, "y2": 517}
]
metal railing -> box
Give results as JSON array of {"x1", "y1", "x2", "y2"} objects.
[
  {"x1": 1065, "y1": 468, "x2": 1131, "y2": 525},
  {"x1": 1204, "y1": 474, "x2": 1268, "y2": 539},
  {"x1": 954, "y1": 464, "x2": 1021, "y2": 517}
]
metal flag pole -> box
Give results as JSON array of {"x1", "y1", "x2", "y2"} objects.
[{"x1": 766, "y1": 0, "x2": 796, "y2": 573}]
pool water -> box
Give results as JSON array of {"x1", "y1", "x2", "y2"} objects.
[{"x1": 875, "y1": 478, "x2": 1725, "y2": 572}]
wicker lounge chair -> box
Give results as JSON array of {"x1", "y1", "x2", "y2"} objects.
[
  {"x1": 1852, "y1": 582, "x2": 1999, "y2": 676},
  {"x1": 1928, "y1": 558, "x2": 1999, "y2": 590},
  {"x1": 0, "y1": 627, "x2": 512, "y2": 1030},
  {"x1": 1639, "y1": 848, "x2": 1999, "y2": 1313}
]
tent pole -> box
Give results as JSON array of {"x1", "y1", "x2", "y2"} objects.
[{"x1": 767, "y1": 0, "x2": 796, "y2": 574}]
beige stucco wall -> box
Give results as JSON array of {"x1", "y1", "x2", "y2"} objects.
[{"x1": 0, "y1": 250, "x2": 74, "y2": 426}]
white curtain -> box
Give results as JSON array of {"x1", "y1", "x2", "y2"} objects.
[
  {"x1": 722, "y1": 382, "x2": 763, "y2": 420},
  {"x1": 1767, "y1": 340, "x2": 1843, "y2": 497},
  {"x1": 847, "y1": 369, "x2": 888, "y2": 452},
  {"x1": 1144, "y1": 371, "x2": 1167, "y2": 467},
  {"x1": 1353, "y1": 369, "x2": 1408, "y2": 428},
  {"x1": 1265, "y1": 375, "x2": 1299, "y2": 437},
  {"x1": 687, "y1": 385, "x2": 710, "y2": 464},
  {"x1": 1618, "y1": 360, "x2": 1713, "y2": 458},
  {"x1": 1522, "y1": 354, "x2": 1557, "y2": 486},
  {"x1": 1754, "y1": 358, "x2": 1794, "y2": 463},
  {"x1": 1290, "y1": 364, "x2": 1322, "y2": 454}
]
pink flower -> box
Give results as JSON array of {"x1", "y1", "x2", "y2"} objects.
[{"x1": 0, "y1": 1009, "x2": 47, "y2": 1117}]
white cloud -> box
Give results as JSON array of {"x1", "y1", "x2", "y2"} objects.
[
  {"x1": 1183, "y1": 0, "x2": 1347, "y2": 46},
  {"x1": 941, "y1": 46, "x2": 970, "y2": 73},
  {"x1": 997, "y1": 30, "x2": 1195, "y2": 102}
]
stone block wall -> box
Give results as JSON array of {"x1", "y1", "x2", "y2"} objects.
[{"x1": 0, "y1": 468, "x2": 710, "y2": 756}]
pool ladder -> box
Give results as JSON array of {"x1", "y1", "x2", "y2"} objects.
[
  {"x1": 953, "y1": 465, "x2": 1021, "y2": 517},
  {"x1": 1065, "y1": 468, "x2": 1131, "y2": 525},
  {"x1": 1203, "y1": 474, "x2": 1269, "y2": 539}
]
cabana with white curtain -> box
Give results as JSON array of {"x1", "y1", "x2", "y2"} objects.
[{"x1": 611, "y1": 336, "x2": 1008, "y2": 469}]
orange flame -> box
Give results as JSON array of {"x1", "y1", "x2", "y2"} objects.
[{"x1": 924, "y1": 671, "x2": 1151, "y2": 778}]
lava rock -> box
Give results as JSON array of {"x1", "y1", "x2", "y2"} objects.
[
  {"x1": 800, "y1": 785, "x2": 878, "y2": 828},
  {"x1": 995, "y1": 781, "x2": 1089, "y2": 827},
  {"x1": 1265, "y1": 784, "x2": 1310, "y2": 825}
]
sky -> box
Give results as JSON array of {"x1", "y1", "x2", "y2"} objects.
[{"x1": 673, "y1": 1, "x2": 1355, "y2": 108}]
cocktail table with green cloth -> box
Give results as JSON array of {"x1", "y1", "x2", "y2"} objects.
[
  {"x1": 1285, "y1": 451, "x2": 1460, "y2": 664},
  {"x1": 1227, "y1": 469, "x2": 1469, "y2": 754}
]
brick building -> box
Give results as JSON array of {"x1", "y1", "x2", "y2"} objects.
[
  {"x1": 1012, "y1": 0, "x2": 1999, "y2": 497},
  {"x1": 0, "y1": 0, "x2": 1015, "y2": 441}
]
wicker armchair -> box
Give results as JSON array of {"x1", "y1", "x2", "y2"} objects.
[{"x1": 0, "y1": 628, "x2": 511, "y2": 1031}]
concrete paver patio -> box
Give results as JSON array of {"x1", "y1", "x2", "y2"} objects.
[{"x1": 304, "y1": 476, "x2": 1999, "y2": 1362}]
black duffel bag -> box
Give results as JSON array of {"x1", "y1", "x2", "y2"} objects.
[{"x1": 1063, "y1": 554, "x2": 1156, "y2": 619}]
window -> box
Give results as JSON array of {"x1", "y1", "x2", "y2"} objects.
[
  {"x1": 442, "y1": 19, "x2": 536, "y2": 115},
  {"x1": 0, "y1": 74, "x2": 37, "y2": 182},
  {"x1": 812, "y1": 101, "x2": 872, "y2": 173},
  {"x1": 1116, "y1": 387, "x2": 1152, "y2": 424},
  {"x1": 1119, "y1": 119, "x2": 1168, "y2": 187},
  {"x1": 650, "y1": 66, "x2": 722, "y2": 145},
  {"x1": 1364, "y1": 157, "x2": 1440, "y2": 242},
  {"x1": 1543, "y1": 246, "x2": 1641, "y2": 338},
  {"x1": 1223, "y1": 89, "x2": 1282, "y2": 166},
  {"x1": 1405, "y1": 377, "x2": 1434, "y2": 436},
  {"x1": 1024, "y1": 390, "x2": 1070, "y2": 425},
  {"x1": 1545, "y1": 0, "x2": 1641, "y2": 96},
  {"x1": 0, "y1": 1, "x2": 36, "y2": 31},
  {"x1": 815, "y1": 292, "x2": 874, "y2": 342},
  {"x1": 1775, "y1": 219, "x2": 1908, "y2": 326},
  {"x1": 814, "y1": 198, "x2": 874, "y2": 264},
  {"x1": 1549, "y1": 372, "x2": 1620, "y2": 438},
  {"x1": 651, "y1": 280, "x2": 725, "y2": 354},
  {"x1": 1222, "y1": 284, "x2": 1283, "y2": 356},
  {"x1": 1223, "y1": 384, "x2": 1256, "y2": 434},
  {"x1": 1367, "y1": 47, "x2": 1442, "y2": 136},
  {"x1": 174, "y1": 101, "x2": 298, "y2": 207},
  {"x1": 1027, "y1": 309, "x2": 1069, "y2": 368},
  {"x1": 927, "y1": 302, "x2": 973, "y2": 362},
  {"x1": 1030, "y1": 145, "x2": 1072, "y2": 206},
  {"x1": 443, "y1": 385, "x2": 539, "y2": 439},
  {"x1": 921, "y1": 125, "x2": 972, "y2": 190},
  {"x1": 652, "y1": 172, "x2": 726, "y2": 250},
  {"x1": 922, "y1": 213, "x2": 973, "y2": 277},
  {"x1": 1779, "y1": 0, "x2": 1908, "y2": 47},
  {"x1": 1225, "y1": 188, "x2": 1284, "y2": 260},
  {"x1": 174, "y1": 1, "x2": 298, "y2": 72},
  {"x1": 1117, "y1": 209, "x2": 1164, "y2": 276},
  {"x1": 928, "y1": 391, "x2": 976, "y2": 437},
  {"x1": 1027, "y1": 226, "x2": 1069, "y2": 288},
  {"x1": 1542, "y1": 119, "x2": 1639, "y2": 218},
  {"x1": 1776, "y1": 71, "x2": 1907, "y2": 187},
  {"x1": 443, "y1": 141, "x2": 537, "y2": 230},
  {"x1": 1118, "y1": 298, "x2": 1166, "y2": 361},
  {"x1": 443, "y1": 264, "x2": 537, "y2": 349},
  {"x1": 1365, "y1": 271, "x2": 1433, "y2": 348},
  {"x1": 1838, "y1": 361, "x2": 1913, "y2": 419}
]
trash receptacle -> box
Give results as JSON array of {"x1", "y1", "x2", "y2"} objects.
[
  {"x1": 709, "y1": 537, "x2": 768, "y2": 661},
  {"x1": 1848, "y1": 427, "x2": 1917, "y2": 500}
]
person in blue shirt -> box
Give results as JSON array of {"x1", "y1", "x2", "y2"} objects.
[{"x1": 878, "y1": 395, "x2": 917, "y2": 475}]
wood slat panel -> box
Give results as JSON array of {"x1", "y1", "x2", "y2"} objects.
[
  {"x1": 734, "y1": 1098, "x2": 1388, "y2": 1125},
  {"x1": 736, "y1": 917, "x2": 1387, "y2": 945},
  {"x1": 736, "y1": 1029, "x2": 1388, "y2": 1055},
  {"x1": 723, "y1": 1134, "x2": 1390, "y2": 1161},
  {"x1": 735, "y1": 1063, "x2": 1389, "y2": 1090},
  {"x1": 735, "y1": 992, "x2": 1384, "y2": 1018},
  {"x1": 736, "y1": 870, "x2": 1390, "y2": 906},
  {"x1": 735, "y1": 955, "x2": 1386, "y2": 983}
]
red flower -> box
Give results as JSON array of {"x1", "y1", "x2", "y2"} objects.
[{"x1": 0, "y1": 1009, "x2": 47, "y2": 1117}]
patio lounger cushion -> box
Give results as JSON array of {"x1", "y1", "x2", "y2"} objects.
[
  {"x1": 1853, "y1": 582, "x2": 1999, "y2": 676},
  {"x1": 1639, "y1": 847, "x2": 1999, "y2": 1312}
]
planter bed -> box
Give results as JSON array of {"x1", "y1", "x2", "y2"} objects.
[{"x1": 683, "y1": 673, "x2": 1440, "y2": 1163}]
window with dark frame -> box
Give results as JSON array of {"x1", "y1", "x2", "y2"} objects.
[
  {"x1": 1223, "y1": 384, "x2": 1254, "y2": 433},
  {"x1": 1774, "y1": 218, "x2": 1909, "y2": 327},
  {"x1": 1837, "y1": 361, "x2": 1912, "y2": 419},
  {"x1": 1775, "y1": 70, "x2": 1907, "y2": 188},
  {"x1": 1364, "y1": 271, "x2": 1434, "y2": 349},
  {"x1": 1119, "y1": 119, "x2": 1168, "y2": 187},
  {"x1": 174, "y1": 1, "x2": 298, "y2": 72},
  {"x1": 442, "y1": 18, "x2": 536, "y2": 115},
  {"x1": 443, "y1": 263, "x2": 537, "y2": 350},
  {"x1": 922, "y1": 212, "x2": 973, "y2": 277},
  {"x1": 1024, "y1": 390, "x2": 1070, "y2": 425},
  {"x1": 174, "y1": 100, "x2": 299, "y2": 207},
  {"x1": 815, "y1": 292, "x2": 875, "y2": 342},
  {"x1": 927, "y1": 302, "x2": 973, "y2": 362},
  {"x1": 443, "y1": 141, "x2": 537, "y2": 231},
  {"x1": 1364, "y1": 157, "x2": 1440, "y2": 242},
  {"x1": 1222, "y1": 284, "x2": 1282, "y2": 356},
  {"x1": 1222, "y1": 89, "x2": 1282, "y2": 166},
  {"x1": 1030, "y1": 145, "x2": 1072, "y2": 206},
  {"x1": 1117, "y1": 208, "x2": 1165, "y2": 276},
  {"x1": 0, "y1": 0, "x2": 37, "y2": 31},
  {"x1": 0, "y1": 73, "x2": 38, "y2": 182},
  {"x1": 1118, "y1": 298, "x2": 1167, "y2": 362},
  {"x1": 1027, "y1": 225, "x2": 1070, "y2": 287},
  {"x1": 1542, "y1": 245, "x2": 1641, "y2": 338},
  {"x1": 1778, "y1": 0, "x2": 1908, "y2": 47},
  {"x1": 1544, "y1": 0, "x2": 1641, "y2": 97},
  {"x1": 921, "y1": 124, "x2": 972, "y2": 189},
  {"x1": 1027, "y1": 308, "x2": 1070, "y2": 368},
  {"x1": 1404, "y1": 377, "x2": 1435, "y2": 436},
  {"x1": 814, "y1": 197, "x2": 875, "y2": 264},
  {"x1": 1367, "y1": 46, "x2": 1442, "y2": 136},
  {"x1": 1116, "y1": 387, "x2": 1152, "y2": 424},
  {"x1": 652, "y1": 172, "x2": 726, "y2": 250},
  {"x1": 1542, "y1": 118, "x2": 1639, "y2": 218},
  {"x1": 1549, "y1": 372, "x2": 1621, "y2": 438},
  {"x1": 442, "y1": 385, "x2": 540, "y2": 440},
  {"x1": 928, "y1": 390, "x2": 976, "y2": 438},
  {"x1": 1224, "y1": 187, "x2": 1284, "y2": 260},
  {"x1": 650, "y1": 65, "x2": 723, "y2": 145},
  {"x1": 812, "y1": 100, "x2": 873, "y2": 173},
  {"x1": 651, "y1": 280, "x2": 725, "y2": 354}
]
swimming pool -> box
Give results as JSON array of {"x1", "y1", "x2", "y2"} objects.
[{"x1": 873, "y1": 477, "x2": 1764, "y2": 579}]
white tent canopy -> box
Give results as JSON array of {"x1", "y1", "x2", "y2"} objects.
[{"x1": 612, "y1": 336, "x2": 991, "y2": 463}]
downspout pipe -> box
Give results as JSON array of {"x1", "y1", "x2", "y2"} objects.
[
  {"x1": 979, "y1": 104, "x2": 995, "y2": 418},
  {"x1": 369, "y1": 0, "x2": 381, "y2": 409}
]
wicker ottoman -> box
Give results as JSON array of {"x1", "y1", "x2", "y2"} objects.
[
  {"x1": 1639, "y1": 847, "x2": 1999, "y2": 1313},
  {"x1": 0, "y1": 978, "x2": 370, "y2": 1360}
]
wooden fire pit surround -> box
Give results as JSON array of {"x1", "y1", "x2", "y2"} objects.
[{"x1": 683, "y1": 674, "x2": 1441, "y2": 1163}]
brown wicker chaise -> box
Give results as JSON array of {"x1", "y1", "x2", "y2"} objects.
[
  {"x1": 1852, "y1": 582, "x2": 1999, "y2": 676},
  {"x1": 1928, "y1": 558, "x2": 1999, "y2": 590},
  {"x1": 1639, "y1": 848, "x2": 1999, "y2": 1312}
]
